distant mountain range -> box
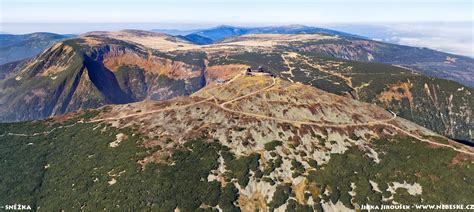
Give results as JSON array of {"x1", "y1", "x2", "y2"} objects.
[
  {"x1": 0, "y1": 32, "x2": 73, "y2": 65},
  {"x1": 150, "y1": 28, "x2": 198, "y2": 36},
  {"x1": 177, "y1": 25, "x2": 361, "y2": 44}
]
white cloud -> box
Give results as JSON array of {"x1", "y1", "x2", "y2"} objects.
[
  {"x1": 397, "y1": 36, "x2": 473, "y2": 57},
  {"x1": 326, "y1": 22, "x2": 473, "y2": 57},
  {"x1": 385, "y1": 23, "x2": 473, "y2": 57}
]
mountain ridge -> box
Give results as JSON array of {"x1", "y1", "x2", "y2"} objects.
[
  {"x1": 181, "y1": 25, "x2": 474, "y2": 87},
  {"x1": 3, "y1": 26, "x2": 472, "y2": 86},
  {"x1": 181, "y1": 25, "x2": 361, "y2": 44},
  {"x1": 1, "y1": 74, "x2": 472, "y2": 210},
  {"x1": 0, "y1": 29, "x2": 472, "y2": 142},
  {"x1": 0, "y1": 33, "x2": 206, "y2": 121}
]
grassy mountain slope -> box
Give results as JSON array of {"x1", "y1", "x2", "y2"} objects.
[
  {"x1": 184, "y1": 25, "x2": 474, "y2": 87},
  {"x1": 207, "y1": 39, "x2": 473, "y2": 141},
  {"x1": 1, "y1": 75, "x2": 472, "y2": 210},
  {"x1": 0, "y1": 59, "x2": 26, "y2": 79},
  {"x1": 303, "y1": 38, "x2": 474, "y2": 88}
]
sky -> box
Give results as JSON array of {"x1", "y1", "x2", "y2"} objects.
[
  {"x1": 0, "y1": 0, "x2": 473, "y2": 56},
  {"x1": 1, "y1": 0, "x2": 473, "y2": 24}
]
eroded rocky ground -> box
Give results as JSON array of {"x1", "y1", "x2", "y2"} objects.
[{"x1": 3, "y1": 75, "x2": 465, "y2": 211}]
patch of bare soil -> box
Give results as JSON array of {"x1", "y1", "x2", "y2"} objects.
[
  {"x1": 206, "y1": 64, "x2": 247, "y2": 81},
  {"x1": 378, "y1": 81, "x2": 414, "y2": 107}
]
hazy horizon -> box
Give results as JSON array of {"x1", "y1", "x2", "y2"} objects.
[
  {"x1": 1, "y1": 0, "x2": 472, "y2": 56},
  {"x1": 1, "y1": 21, "x2": 472, "y2": 57}
]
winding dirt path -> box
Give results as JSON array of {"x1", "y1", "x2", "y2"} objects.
[
  {"x1": 281, "y1": 53, "x2": 296, "y2": 81},
  {"x1": 220, "y1": 77, "x2": 276, "y2": 108},
  {"x1": 300, "y1": 54, "x2": 355, "y2": 90},
  {"x1": 2, "y1": 74, "x2": 472, "y2": 156},
  {"x1": 88, "y1": 97, "x2": 214, "y2": 123},
  {"x1": 0, "y1": 122, "x2": 81, "y2": 137},
  {"x1": 205, "y1": 76, "x2": 473, "y2": 156}
]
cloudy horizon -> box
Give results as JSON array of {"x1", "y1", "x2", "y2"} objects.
[{"x1": 1, "y1": 0, "x2": 472, "y2": 57}]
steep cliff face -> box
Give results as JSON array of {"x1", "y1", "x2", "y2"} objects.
[{"x1": 0, "y1": 34, "x2": 207, "y2": 122}]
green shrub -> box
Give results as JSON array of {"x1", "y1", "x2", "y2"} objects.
[
  {"x1": 264, "y1": 140, "x2": 283, "y2": 151},
  {"x1": 222, "y1": 152, "x2": 260, "y2": 187},
  {"x1": 269, "y1": 183, "x2": 292, "y2": 209}
]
